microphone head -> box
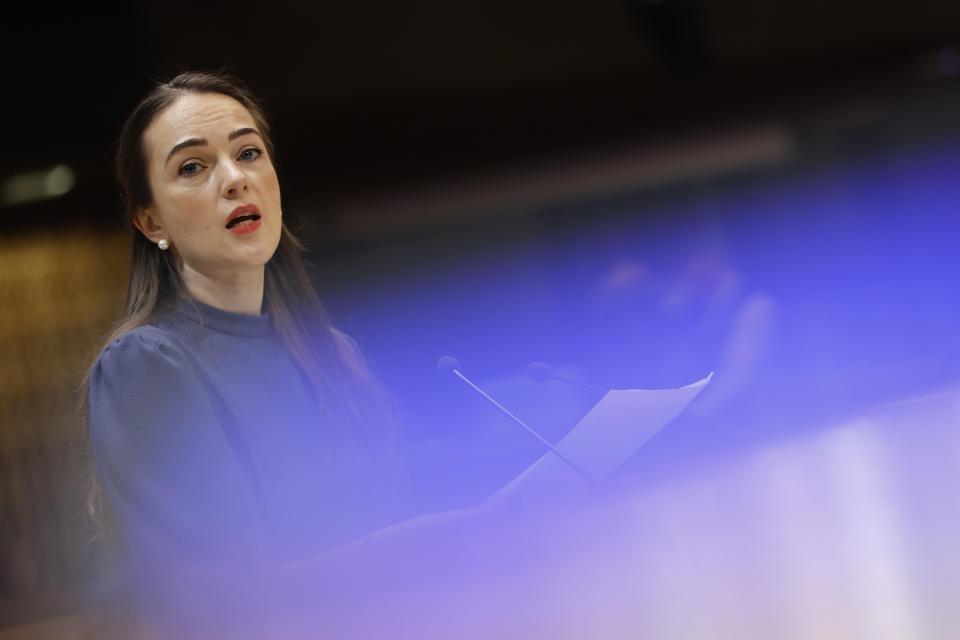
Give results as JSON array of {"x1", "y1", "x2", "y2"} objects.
[
  {"x1": 526, "y1": 361, "x2": 552, "y2": 383},
  {"x1": 436, "y1": 356, "x2": 461, "y2": 380}
]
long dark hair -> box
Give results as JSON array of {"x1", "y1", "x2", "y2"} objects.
[{"x1": 80, "y1": 71, "x2": 395, "y2": 544}]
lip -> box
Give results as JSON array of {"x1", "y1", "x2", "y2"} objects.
[{"x1": 226, "y1": 203, "x2": 262, "y2": 234}]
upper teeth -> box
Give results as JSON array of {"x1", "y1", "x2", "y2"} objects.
[{"x1": 229, "y1": 214, "x2": 258, "y2": 227}]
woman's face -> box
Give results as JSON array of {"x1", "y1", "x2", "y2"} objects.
[{"x1": 137, "y1": 92, "x2": 283, "y2": 281}]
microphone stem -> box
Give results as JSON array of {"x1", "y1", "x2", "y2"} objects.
[
  {"x1": 452, "y1": 370, "x2": 597, "y2": 488},
  {"x1": 550, "y1": 374, "x2": 607, "y2": 395}
]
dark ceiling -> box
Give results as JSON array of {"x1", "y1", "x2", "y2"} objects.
[{"x1": 4, "y1": 0, "x2": 960, "y2": 231}]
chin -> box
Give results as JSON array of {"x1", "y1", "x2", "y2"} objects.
[
  {"x1": 250, "y1": 245, "x2": 280, "y2": 267},
  {"x1": 244, "y1": 230, "x2": 282, "y2": 257},
  {"x1": 263, "y1": 233, "x2": 283, "y2": 263}
]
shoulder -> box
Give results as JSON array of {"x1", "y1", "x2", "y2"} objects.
[
  {"x1": 91, "y1": 324, "x2": 189, "y2": 382},
  {"x1": 330, "y1": 327, "x2": 374, "y2": 376},
  {"x1": 88, "y1": 324, "x2": 217, "y2": 448},
  {"x1": 331, "y1": 327, "x2": 361, "y2": 356},
  {"x1": 89, "y1": 324, "x2": 205, "y2": 413}
]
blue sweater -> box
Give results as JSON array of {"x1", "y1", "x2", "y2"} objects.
[{"x1": 89, "y1": 299, "x2": 386, "y2": 571}]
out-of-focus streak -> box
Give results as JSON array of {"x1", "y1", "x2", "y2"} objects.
[
  {"x1": 332, "y1": 125, "x2": 794, "y2": 237},
  {"x1": 746, "y1": 441, "x2": 839, "y2": 637},
  {"x1": 270, "y1": 387, "x2": 960, "y2": 639},
  {"x1": 821, "y1": 421, "x2": 918, "y2": 639},
  {"x1": 1, "y1": 165, "x2": 75, "y2": 207}
]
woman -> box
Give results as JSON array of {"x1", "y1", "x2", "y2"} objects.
[
  {"x1": 83, "y1": 72, "x2": 403, "y2": 618},
  {"x1": 82, "y1": 71, "x2": 623, "y2": 640}
]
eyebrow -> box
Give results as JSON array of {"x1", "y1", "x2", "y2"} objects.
[{"x1": 164, "y1": 127, "x2": 263, "y2": 166}]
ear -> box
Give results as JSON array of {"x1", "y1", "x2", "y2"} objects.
[{"x1": 133, "y1": 208, "x2": 166, "y2": 244}]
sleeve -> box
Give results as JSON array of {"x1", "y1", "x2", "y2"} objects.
[{"x1": 89, "y1": 329, "x2": 266, "y2": 571}]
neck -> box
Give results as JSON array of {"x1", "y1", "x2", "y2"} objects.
[{"x1": 180, "y1": 265, "x2": 265, "y2": 316}]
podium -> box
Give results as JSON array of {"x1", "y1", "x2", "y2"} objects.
[{"x1": 282, "y1": 383, "x2": 960, "y2": 639}]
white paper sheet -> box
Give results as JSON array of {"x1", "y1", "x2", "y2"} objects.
[{"x1": 491, "y1": 373, "x2": 713, "y2": 501}]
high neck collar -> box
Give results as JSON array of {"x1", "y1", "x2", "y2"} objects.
[{"x1": 173, "y1": 297, "x2": 273, "y2": 337}]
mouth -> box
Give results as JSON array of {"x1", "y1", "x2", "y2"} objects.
[{"x1": 226, "y1": 204, "x2": 261, "y2": 230}]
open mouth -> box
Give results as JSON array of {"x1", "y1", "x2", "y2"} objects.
[
  {"x1": 226, "y1": 213, "x2": 261, "y2": 229},
  {"x1": 226, "y1": 204, "x2": 262, "y2": 230}
]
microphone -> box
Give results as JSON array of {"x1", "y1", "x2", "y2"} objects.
[
  {"x1": 526, "y1": 361, "x2": 607, "y2": 394},
  {"x1": 525, "y1": 361, "x2": 552, "y2": 383},
  {"x1": 436, "y1": 355, "x2": 461, "y2": 381},
  {"x1": 437, "y1": 356, "x2": 596, "y2": 488}
]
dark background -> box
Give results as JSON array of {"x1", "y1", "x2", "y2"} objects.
[
  {"x1": 5, "y1": 0, "x2": 960, "y2": 231},
  {"x1": 3, "y1": 0, "x2": 960, "y2": 631}
]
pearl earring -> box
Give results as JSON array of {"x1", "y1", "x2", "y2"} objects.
[{"x1": 158, "y1": 238, "x2": 170, "y2": 250}]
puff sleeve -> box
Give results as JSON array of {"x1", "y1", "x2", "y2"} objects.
[{"x1": 89, "y1": 329, "x2": 265, "y2": 570}]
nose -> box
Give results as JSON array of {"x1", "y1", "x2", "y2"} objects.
[{"x1": 221, "y1": 158, "x2": 248, "y2": 198}]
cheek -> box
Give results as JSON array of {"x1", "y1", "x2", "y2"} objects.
[
  {"x1": 257, "y1": 163, "x2": 281, "y2": 195},
  {"x1": 164, "y1": 191, "x2": 216, "y2": 235},
  {"x1": 266, "y1": 173, "x2": 282, "y2": 205}
]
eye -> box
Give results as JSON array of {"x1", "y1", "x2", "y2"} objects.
[
  {"x1": 238, "y1": 146, "x2": 262, "y2": 161},
  {"x1": 178, "y1": 161, "x2": 204, "y2": 177}
]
